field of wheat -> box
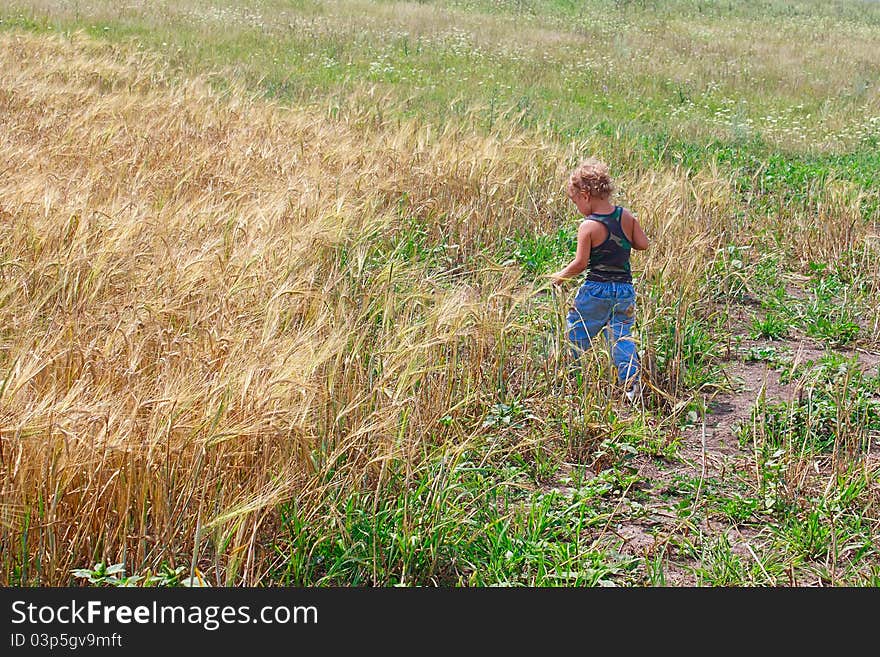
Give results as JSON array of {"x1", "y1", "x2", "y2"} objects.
[{"x1": 2, "y1": 0, "x2": 879, "y2": 586}]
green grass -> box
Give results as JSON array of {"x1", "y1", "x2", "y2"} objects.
[
  {"x1": 647, "y1": 301, "x2": 728, "y2": 393},
  {"x1": 271, "y1": 448, "x2": 643, "y2": 586},
  {"x1": 751, "y1": 313, "x2": 790, "y2": 340},
  {"x1": 503, "y1": 228, "x2": 573, "y2": 275},
  {"x1": 736, "y1": 353, "x2": 880, "y2": 456},
  {"x1": 3, "y1": 0, "x2": 880, "y2": 192},
  {"x1": 712, "y1": 241, "x2": 873, "y2": 348}
]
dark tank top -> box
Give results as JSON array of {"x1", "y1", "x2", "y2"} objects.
[{"x1": 585, "y1": 206, "x2": 632, "y2": 283}]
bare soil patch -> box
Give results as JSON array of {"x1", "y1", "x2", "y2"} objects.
[{"x1": 556, "y1": 334, "x2": 880, "y2": 585}]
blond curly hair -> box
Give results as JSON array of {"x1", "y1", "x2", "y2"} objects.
[{"x1": 569, "y1": 158, "x2": 614, "y2": 199}]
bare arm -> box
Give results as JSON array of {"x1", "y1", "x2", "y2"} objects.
[
  {"x1": 551, "y1": 221, "x2": 592, "y2": 285},
  {"x1": 622, "y1": 208, "x2": 649, "y2": 251}
]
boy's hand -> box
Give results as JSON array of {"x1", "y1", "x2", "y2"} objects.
[{"x1": 550, "y1": 273, "x2": 566, "y2": 287}]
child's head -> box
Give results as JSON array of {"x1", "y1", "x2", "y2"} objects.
[{"x1": 567, "y1": 158, "x2": 614, "y2": 202}]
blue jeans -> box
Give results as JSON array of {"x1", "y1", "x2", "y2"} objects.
[{"x1": 566, "y1": 280, "x2": 639, "y2": 385}]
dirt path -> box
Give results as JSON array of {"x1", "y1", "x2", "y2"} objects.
[{"x1": 548, "y1": 333, "x2": 880, "y2": 585}]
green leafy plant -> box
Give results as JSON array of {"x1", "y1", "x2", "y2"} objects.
[
  {"x1": 72, "y1": 562, "x2": 210, "y2": 587},
  {"x1": 750, "y1": 313, "x2": 790, "y2": 339},
  {"x1": 72, "y1": 563, "x2": 141, "y2": 587},
  {"x1": 482, "y1": 400, "x2": 538, "y2": 430},
  {"x1": 741, "y1": 344, "x2": 791, "y2": 367}
]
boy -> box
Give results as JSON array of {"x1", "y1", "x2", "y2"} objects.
[{"x1": 551, "y1": 158, "x2": 649, "y2": 404}]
